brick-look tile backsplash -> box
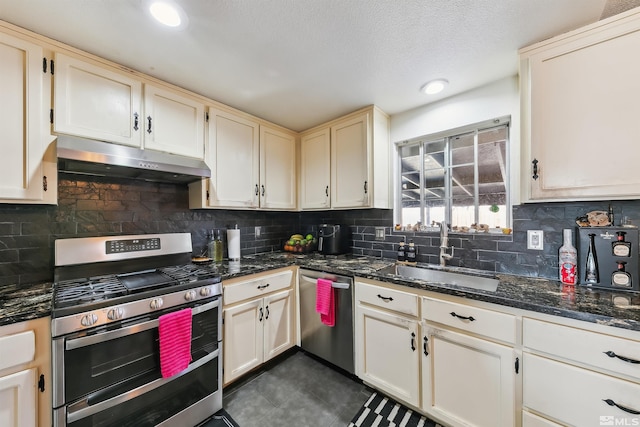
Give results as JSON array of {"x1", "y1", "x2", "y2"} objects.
[{"x1": 1, "y1": 173, "x2": 639, "y2": 286}]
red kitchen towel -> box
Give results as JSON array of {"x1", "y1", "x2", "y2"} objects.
[
  {"x1": 315, "y1": 278, "x2": 335, "y2": 327},
  {"x1": 159, "y1": 308, "x2": 192, "y2": 378}
]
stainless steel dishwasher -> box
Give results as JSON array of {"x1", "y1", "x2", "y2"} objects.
[{"x1": 299, "y1": 269, "x2": 355, "y2": 374}]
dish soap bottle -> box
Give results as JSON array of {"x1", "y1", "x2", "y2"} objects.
[
  {"x1": 406, "y1": 239, "x2": 417, "y2": 264},
  {"x1": 559, "y1": 229, "x2": 577, "y2": 285},
  {"x1": 397, "y1": 241, "x2": 406, "y2": 262}
]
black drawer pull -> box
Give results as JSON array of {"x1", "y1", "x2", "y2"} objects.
[
  {"x1": 423, "y1": 336, "x2": 429, "y2": 356},
  {"x1": 377, "y1": 294, "x2": 394, "y2": 302},
  {"x1": 265, "y1": 306, "x2": 270, "y2": 320},
  {"x1": 604, "y1": 351, "x2": 640, "y2": 364},
  {"x1": 410, "y1": 332, "x2": 416, "y2": 352},
  {"x1": 450, "y1": 312, "x2": 475, "y2": 321},
  {"x1": 603, "y1": 399, "x2": 640, "y2": 415},
  {"x1": 258, "y1": 307, "x2": 263, "y2": 322},
  {"x1": 257, "y1": 283, "x2": 270, "y2": 290}
]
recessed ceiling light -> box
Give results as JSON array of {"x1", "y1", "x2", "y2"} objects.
[
  {"x1": 149, "y1": 1, "x2": 184, "y2": 27},
  {"x1": 421, "y1": 79, "x2": 449, "y2": 95}
]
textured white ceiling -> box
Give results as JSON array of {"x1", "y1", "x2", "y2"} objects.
[{"x1": 0, "y1": 0, "x2": 609, "y2": 131}]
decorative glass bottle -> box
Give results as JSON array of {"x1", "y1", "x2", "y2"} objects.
[
  {"x1": 585, "y1": 233, "x2": 599, "y2": 284},
  {"x1": 559, "y1": 229, "x2": 577, "y2": 285}
]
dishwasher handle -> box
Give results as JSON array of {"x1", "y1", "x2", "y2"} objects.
[{"x1": 300, "y1": 274, "x2": 351, "y2": 290}]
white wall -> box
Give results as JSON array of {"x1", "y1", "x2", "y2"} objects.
[{"x1": 389, "y1": 75, "x2": 521, "y2": 206}]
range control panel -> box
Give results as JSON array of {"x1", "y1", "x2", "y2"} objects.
[{"x1": 106, "y1": 238, "x2": 161, "y2": 254}]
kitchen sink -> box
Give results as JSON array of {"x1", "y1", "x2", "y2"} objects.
[{"x1": 378, "y1": 264, "x2": 499, "y2": 292}]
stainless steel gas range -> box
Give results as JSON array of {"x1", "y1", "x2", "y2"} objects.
[{"x1": 51, "y1": 233, "x2": 222, "y2": 427}]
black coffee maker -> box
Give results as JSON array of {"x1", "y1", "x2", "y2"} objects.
[{"x1": 317, "y1": 224, "x2": 351, "y2": 255}]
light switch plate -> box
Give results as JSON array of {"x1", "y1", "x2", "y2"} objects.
[
  {"x1": 255, "y1": 226, "x2": 261, "y2": 238},
  {"x1": 527, "y1": 230, "x2": 543, "y2": 250},
  {"x1": 375, "y1": 227, "x2": 385, "y2": 240}
]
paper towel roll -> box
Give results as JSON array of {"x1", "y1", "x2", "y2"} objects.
[{"x1": 227, "y1": 229, "x2": 240, "y2": 261}]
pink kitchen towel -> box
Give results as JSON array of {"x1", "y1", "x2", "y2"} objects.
[
  {"x1": 159, "y1": 308, "x2": 192, "y2": 378},
  {"x1": 316, "y1": 278, "x2": 335, "y2": 327}
]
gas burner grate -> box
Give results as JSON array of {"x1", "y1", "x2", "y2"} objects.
[
  {"x1": 160, "y1": 264, "x2": 218, "y2": 283},
  {"x1": 54, "y1": 275, "x2": 127, "y2": 309}
]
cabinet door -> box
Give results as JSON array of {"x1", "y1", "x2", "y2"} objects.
[
  {"x1": 300, "y1": 128, "x2": 331, "y2": 209},
  {"x1": 223, "y1": 299, "x2": 264, "y2": 384},
  {"x1": 0, "y1": 368, "x2": 36, "y2": 427},
  {"x1": 0, "y1": 32, "x2": 46, "y2": 201},
  {"x1": 356, "y1": 304, "x2": 420, "y2": 406},
  {"x1": 207, "y1": 109, "x2": 259, "y2": 208},
  {"x1": 524, "y1": 23, "x2": 640, "y2": 200},
  {"x1": 143, "y1": 84, "x2": 205, "y2": 159},
  {"x1": 259, "y1": 125, "x2": 296, "y2": 209},
  {"x1": 331, "y1": 113, "x2": 370, "y2": 208},
  {"x1": 263, "y1": 290, "x2": 293, "y2": 361},
  {"x1": 422, "y1": 326, "x2": 516, "y2": 427},
  {"x1": 54, "y1": 53, "x2": 142, "y2": 147}
]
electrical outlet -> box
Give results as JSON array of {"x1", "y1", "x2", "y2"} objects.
[
  {"x1": 375, "y1": 227, "x2": 386, "y2": 241},
  {"x1": 255, "y1": 226, "x2": 261, "y2": 238},
  {"x1": 527, "y1": 230, "x2": 543, "y2": 250}
]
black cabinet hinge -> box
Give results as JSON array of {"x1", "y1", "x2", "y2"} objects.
[
  {"x1": 43, "y1": 176, "x2": 48, "y2": 192},
  {"x1": 206, "y1": 190, "x2": 210, "y2": 201},
  {"x1": 50, "y1": 59, "x2": 54, "y2": 75},
  {"x1": 50, "y1": 109, "x2": 54, "y2": 124},
  {"x1": 38, "y1": 374, "x2": 45, "y2": 392},
  {"x1": 515, "y1": 357, "x2": 520, "y2": 374}
]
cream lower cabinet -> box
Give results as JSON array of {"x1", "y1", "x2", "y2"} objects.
[
  {"x1": 223, "y1": 268, "x2": 295, "y2": 385},
  {"x1": 421, "y1": 297, "x2": 518, "y2": 427},
  {"x1": 522, "y1": 317, "x2": 640, "y2": 426},
  {"x1": 0, "y1": 317, "x2": 51, "y2": 427},
  {"x1": 355, "y1": 280, "x2": 420, "y2": 407}
]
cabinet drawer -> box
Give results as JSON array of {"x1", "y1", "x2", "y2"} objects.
[
  {"x1": 224, "y1": 269, "x2": 293, "y2": 305},
  {"x1": 356, "y1": 282, "x2": 418, "y2": 317},
  {"x1": 523, "y1": 353, "x2": 640, "y2": 427},
  {"x1": 422, "y1": 297, "x2": 516, "y2": 344},
  {"x1": 522, "y1": 411, "x2": 563, "y2": 427},
  {"x1": 0, "y1": 330, "x2": 35, "y2": 371},
  {"x1": 523, "y1": 317, "x2": 640, "y2": 381}
]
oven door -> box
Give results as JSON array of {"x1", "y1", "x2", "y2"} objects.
[{"x1": 53, "y1": 298, "x2": 221, "y2": 425}]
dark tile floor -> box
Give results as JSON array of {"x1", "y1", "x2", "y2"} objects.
[{"x1": 223, "y1": 350, "x2": 372, "y2": 427}]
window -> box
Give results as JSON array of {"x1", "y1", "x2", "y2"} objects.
[{"x1": 395, "y1": 117, "x2": 510, "y2": 231}]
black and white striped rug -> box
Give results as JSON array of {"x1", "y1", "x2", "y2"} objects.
[{"x1": 348, "y1": 392, "x2": 443, "y2": 427}]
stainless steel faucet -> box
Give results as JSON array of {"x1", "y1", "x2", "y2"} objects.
[{"x1": 439, "y1": 221, "x2": 454, "y2": 266}]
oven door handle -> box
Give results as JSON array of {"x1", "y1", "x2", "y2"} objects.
[
  {"x1": 65, "y1": 299, "x2": 220, "y2": 351},
  {"x1": 66, "y1": 348, "x2": 219, "y2": 423}
]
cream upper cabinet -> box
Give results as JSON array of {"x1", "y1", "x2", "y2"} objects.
[
  {"x1": 54, "y1": 52, "x2": 142, "y2": 147},
  {"x1": 299, "y1": 128, "x2": 331, "y2": 209},
  {"x1": 196, "y1": 107, "x2": 260, "y2": 208},
  {"x1": 520, "y1": 9, "x2": 640, "y2": 202},
  {"x1": 332, "y1": 113, "x2": 370, "y2": 208},
  {"x1": 190, "y1": 109, "x2": 296, "y2": 210},
  {"x1": 0, "y1": 30, "x2": 55, "y2": 204},
  {"x1": 259, "y1": 125, "x2": 297, "y2": 210},
  {"x1": 300, "y1": 105, "x2": 391, "y2": 210},
  {"x1": 54, "y1": 53, "x2": 205, "y2": 159},
  {"x1": 142, "y1": 84, "x2": 205, "y2": 159}
]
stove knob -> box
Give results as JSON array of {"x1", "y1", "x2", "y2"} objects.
[
  {"x1": 200, "y1": 287, "x2": 211, "y2": 297},
  {"x1": 184, "y1": 290, "x2": 197, "y2": 301},
  {"x1": 107, "y1": 307, "x2": 124, "y2": 320},
  {"x1": 150, "y1": 298, "x2": 164, "y2": 310},
  {"x1": 80, "y1": 313, "x2": 98, "y2": 327}
]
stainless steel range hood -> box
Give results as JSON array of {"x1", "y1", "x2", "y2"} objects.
[{"x1": 56, "y1": 135, "x2": 211, "y2": 184}]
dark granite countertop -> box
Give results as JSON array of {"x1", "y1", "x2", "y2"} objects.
[
  {"x1": 0, "y1": 282, "x2": 53, "y2": 327},
  {"x1": 2, "y1": 252, "x2": 639, "y2": 333}
]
